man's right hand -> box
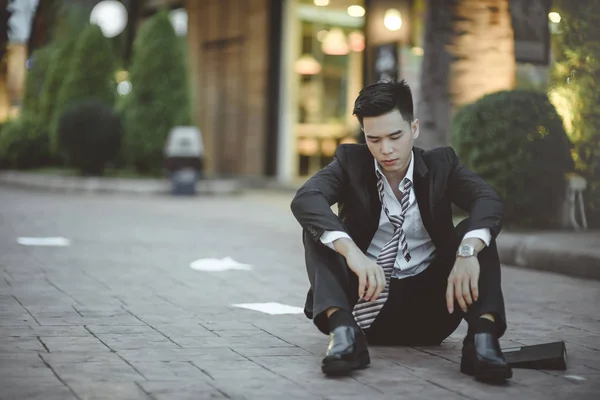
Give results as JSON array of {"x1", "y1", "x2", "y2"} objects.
[
  {"x1": 345, "y1": 251, "x2": 386, "y2": 302},
  {"x1": 332, "y1": 237, "x2": 386, "y2": 302}
]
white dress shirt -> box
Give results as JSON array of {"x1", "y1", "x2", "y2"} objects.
[{"x1": 320, "y1": 151, "x2": 491, "y2": 279}]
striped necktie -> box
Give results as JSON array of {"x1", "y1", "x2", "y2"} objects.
[{"x1": 352, "y1": 173, "x2": 412, "y2": 330}]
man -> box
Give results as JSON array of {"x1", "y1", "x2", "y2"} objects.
[{"x1": 290, "y1": 80, "x2": 511, "y2": 382}]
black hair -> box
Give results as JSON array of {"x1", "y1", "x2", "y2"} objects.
[{"x1": 352, "y1": 79, "x2": 414, "y2": 125}]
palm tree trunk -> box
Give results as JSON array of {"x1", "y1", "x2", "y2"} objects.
[
  {"x1": 449, "y1": 0, "x2": 516, "y2": 107},
  {"x1": 417, "y1": 0, "x2": 515, "y2": 149},
  {"x1": 416, "y1": 0, "x2": 455, "y2": 150}
]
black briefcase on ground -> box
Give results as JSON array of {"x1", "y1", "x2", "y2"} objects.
[{"x1": 502, "y1": 341, "x2": 567, "y2": 370}]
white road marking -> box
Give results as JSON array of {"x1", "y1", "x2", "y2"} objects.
[
  {"x1": 564, "y1": 375, "x2": 586, "y2": 382},
  {"x1": 17, "y1": 237, "x2": 70, "y2": 246},
  {"x1": 189, "y1": 257, "x2": 252, "y2": 272},
  {"x1": 232, "y1": 302, "x2": 304, "y2": 315}
]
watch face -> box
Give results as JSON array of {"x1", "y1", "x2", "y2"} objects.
[{"x1": 459, "y1": 245, "x2": 474, "y2": 256}]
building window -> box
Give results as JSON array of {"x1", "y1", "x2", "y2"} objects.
[{"x1": 293, "y1": 0, "x2": 365, "y2": 177}]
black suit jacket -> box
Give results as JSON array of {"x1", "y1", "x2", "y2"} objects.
[{"x1": 290, "y1": 144, "x2": 504, "y2": 256}]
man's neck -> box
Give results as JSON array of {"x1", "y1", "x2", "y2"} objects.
[{"x1": 382, "y1": 167, "x2": 408, "y2": 188}]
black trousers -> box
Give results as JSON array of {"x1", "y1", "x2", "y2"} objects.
[{"x1": 302, "y1": 219, "x2": 507, "y2": 346}]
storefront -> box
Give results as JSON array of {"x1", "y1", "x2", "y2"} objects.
[
  {"x1": 184, "y1": 0, "x2": 423, "y2": 183},
  {"x1": 275, "y1": 0, "x2": 366, "y2": 182},
  {"x1": 276, "y1": 0, "x2": 423, "y2": 183}
]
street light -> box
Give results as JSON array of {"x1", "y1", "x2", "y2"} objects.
[
  {"x1": 548, "y1": 12, "x2": 561, "y2": 23},
  {"x1": 384, "y1": 8, "x2": 402, "y2": 31},
  {"x1": 169, "y1": 9, "x2": 188, "y2": 36},
  {"x1": 90, "y1": 0, "x2": 128, "y2": 38}
]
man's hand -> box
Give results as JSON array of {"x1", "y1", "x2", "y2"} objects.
[
  {"x1": 332, "y1": 237, "x2": 385, "y2": 302},
  {"x1": 345, "y1": 251, "x2": 386, "y2": 302},
  {"x1": 446, "y1": 256, "x2": 480, "y2": 314}
]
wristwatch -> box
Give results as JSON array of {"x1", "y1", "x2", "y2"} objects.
[{"x1": 456, "y1": 244, "x2": 477, "y2": 258}]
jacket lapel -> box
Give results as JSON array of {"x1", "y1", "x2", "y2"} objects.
[
  {"x1": 358, "y1": 147, "x2": 381, "y2": 250},
  {"x1": 412, "y1": 147, "x2": 435, "y2": 238}
]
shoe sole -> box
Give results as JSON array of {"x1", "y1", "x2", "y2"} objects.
[{"x1": 322, "y1": 351, "x2": 370, "y2": 376}]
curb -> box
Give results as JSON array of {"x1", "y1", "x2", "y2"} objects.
[
  {"x1": 0, "y1": 171, "x2": 242, "y2": 196},
  {"x1": 496, "y1": 232, "x2": 600, "y2": 280}
]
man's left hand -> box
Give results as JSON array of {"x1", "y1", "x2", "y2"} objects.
[{"x1": 446, "y1": 256, "x2": 480, "y2": 314}]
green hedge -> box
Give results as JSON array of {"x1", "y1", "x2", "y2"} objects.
[
  {"x1": 53, "y1": 24, "x2": 116, "y2": 138},
  {"x1": 57, "y1": 99, "x2": 122, "y2": 176},
  {"x1": 22, "y1": 46, "x2": 54, "y2": 116},
  {"x1": 39, "y1": 5, "x2": 90, "y2": 156},
  {"x1": 0, "y1": 115, "x2": 54, "y2": 169},
  {"x1": 451, "y1": 90, "x2": 574, "y2": 229},
  {"x1": 123, "y1": 10, "x2": 191, "y2": 173}
]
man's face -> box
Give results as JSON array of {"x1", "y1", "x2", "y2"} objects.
[{"x1": 363, "y1": 109, "x2": 419, "y2": 177}]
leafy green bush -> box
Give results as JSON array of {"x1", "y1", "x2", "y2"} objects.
[
  {"x1": 52, "y1": 23, "x2": 116, "y2": 155},
  {"x1": 451, "y1": 90, "x2": 574, "y2": 229},
  {"x1": 22, "y1": 46, "x2": 55, "y2": 116},
  {"x1": 550, "y1": 0, "x2": 600, "y2": 228},
  {"x1": 39, "y1": 41, "x2": 76, "y2": 151},
  {"x1": 0, "y1": 115, "x2": 54, "y2": 169},
  {"x1": 56, "y1": 99, "x2": 122, "y2": 176},
  {"x1": 38, "y1": 5, "x2": 90, "y2": 155},
  {"x1": 123, "y1": 10, "x2": 191, "y2": 173}
]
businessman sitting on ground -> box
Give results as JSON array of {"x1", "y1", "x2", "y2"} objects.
[{"x1": 290, "y1": 80, "x2": 511, "y2": 382}]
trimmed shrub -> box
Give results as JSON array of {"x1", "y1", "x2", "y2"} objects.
[
  {"x1": 123, "y1": 10, "x2": 191, "y2": 173},
  {"x1": 451, "y1": 90, "x2": 574, "y2": 229},
  {"x1": 56, "y1": 99, "x2": 122, "y2": 176},
  {"x1": 22, "y1": 46, "x2": 54, "y2": 116},
  {"x1": 0, "y1": 115, "x2": 53, "y2": 169},
  {"x1": 39, "y1": 41, "x2": 77, "y2": 152},
  {"x1": 38, "y1": 5, "x2": 90, "y2": 155},
  {"x1": 52, "y1": 23, "x2": 116, "y2": 155}
]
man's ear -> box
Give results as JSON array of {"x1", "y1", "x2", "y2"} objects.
[{"x1": 412, "y1": 119, "x2": 420, "y2": 139}]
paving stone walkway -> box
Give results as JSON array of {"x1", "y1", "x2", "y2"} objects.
[{"x1": 0, "y1": 187, "x2": 599, "y2": 399}]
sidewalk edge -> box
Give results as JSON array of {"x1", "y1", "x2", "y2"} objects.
[
  {"x1": 0, "y1": 171, "x2": 243, "y2": 196},
  {"x1": 497, "y1": 235, "x2": 600, "y2": 280}
]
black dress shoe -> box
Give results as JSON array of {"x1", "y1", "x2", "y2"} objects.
[
  {"x1": 321, "y1": 326, "x2": 370, "y2": 376},
  {"x1": 461, "y1": 333, "x2": 513, "y2": 382}
]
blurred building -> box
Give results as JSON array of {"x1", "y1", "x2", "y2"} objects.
[
  {"x1": 181, "y1": 0, "x2": 426, "y2": 184},
  {"x1": 2, "y1": 0, "x2": 550, "y2": 184}
]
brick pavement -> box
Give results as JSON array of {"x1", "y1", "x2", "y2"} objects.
[{"x1": 0, "y1": 187, "x2": 599, "y2": 399}]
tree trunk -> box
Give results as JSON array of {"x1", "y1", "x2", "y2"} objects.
[
  {"x1": 449, "y1": 0, "x2": 516, "y2": 107},
  {"x1": 415, "y1": 0, "x2": 455, "y2": 150},
  {"x1": 417, "y1": 0, "x2": 515, "y2": 149}
]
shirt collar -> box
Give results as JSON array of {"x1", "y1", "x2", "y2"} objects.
[{"x1": 374, "y1": 150, "x2": 415, "y2": 185}]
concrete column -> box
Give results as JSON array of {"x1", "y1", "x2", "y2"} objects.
[{"x1": 276, "y1": 0, "x2": 300, "y2": 183}]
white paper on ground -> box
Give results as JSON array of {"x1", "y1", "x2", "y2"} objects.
[
  {"x1": 232, "y1": 302, "x2": 304, "y2": 315},
  {"x1": 189, "y1": 257, "x2": 252, "y2": 272},
  {"x1": 564, "y1": 375, "x2": 586, "y2": 382},
  {"x1": 17, "y1": 237, "x2": 70, "y2": 246}
]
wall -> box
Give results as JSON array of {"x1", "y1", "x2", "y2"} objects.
[{"x1": 186, "y1": 0, "x2": 271, "y2": 177}]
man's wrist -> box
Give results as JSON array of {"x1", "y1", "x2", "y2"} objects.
[
  {"x1": 461, "y1": 237, "x2": 485, "y2": 251},
  {"x1": 457, "y1": 238, "x2": 485, "y2": 257},
  {"x1": 333, "y1": 237, "x2": 361, "y2": 259}
]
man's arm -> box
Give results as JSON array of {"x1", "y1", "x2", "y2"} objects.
[
  {"x1": 290, "y1": 149, "x2": 349, "y2": 243},
  {"x1": 446, "y1": 147, "x2": 504, "y2": 241}
]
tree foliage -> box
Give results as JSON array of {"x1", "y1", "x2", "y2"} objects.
[
  {"x1": 550, "y1": 0, "x2": 600, "y2": 227},
  {"x1": 123, "y1": 10, "x2": 191, "y2": 173}
]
